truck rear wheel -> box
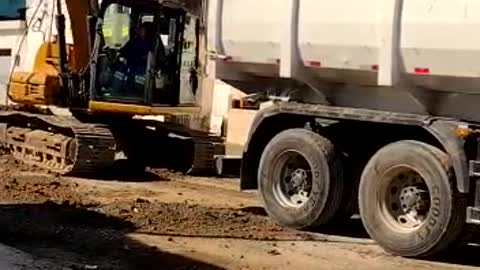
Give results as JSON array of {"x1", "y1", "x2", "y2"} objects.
[
  {"x1": 359, "y1": 140, "x2": 466, "y2": 257},
  {"x1": 258, "y1": 129, "x2": 344, "y2": 229}
]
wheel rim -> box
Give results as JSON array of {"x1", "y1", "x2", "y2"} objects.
[
  {"x1": 272, "y1": 150, "x2": 313, "y2": 208},
  {"x1": 378, "y1": 166, "x2": 431, "y2": 232}
]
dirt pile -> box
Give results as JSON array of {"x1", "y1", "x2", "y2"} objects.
[
  {"x1": 103, "y1": 200, "x2": 304, "y2": 240},
  {"x1": 0, "y1": 175, "x2": 95, "y2": 206},
  {"x1": 0, "y1": 154, "x2": 308, "y2": 269},
  {"x1": 0, "y1": 171, "x2": 226, "y2": 269},
  {"x1": 0, "y1": 201, "x2": 221, "y2": 270},
  {"x1": 0, "y1": 173, "x2": 305, "y2": 242}
]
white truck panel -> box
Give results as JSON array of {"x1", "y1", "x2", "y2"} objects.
[
  {"x1": 298, "y1": 0, "x2": 380, "y2": 85},
  {"x1": 210, "y1": 0, "x2": 480, "y2": 93},
  {"x1": 401, "y1": 0, "x2": 480, "y2": 78},
  {"x1": 298, "y1": 0, "x2": 379, "y2": 69},
  {"x1": 220, "y1": 0, "x2": 284, "y2": 64}
]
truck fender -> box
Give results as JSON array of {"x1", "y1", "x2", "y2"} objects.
[
  {"x1": 240, "y1": 104, "x2": 313, "y2": 190},
  {"x1": 425, "y1": 120, "x2": 469, "y2": 193},
  {"x1": 240, "y1": 105, "x2": 286, "y2": 190}
]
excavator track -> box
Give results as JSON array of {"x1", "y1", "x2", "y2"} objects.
[{"x1": 0, "y1": 111, "x2": 115, "y2": 175}]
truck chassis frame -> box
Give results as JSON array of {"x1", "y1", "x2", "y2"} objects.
[{"x1": 240, "y1": 102, "x2": 480, "y2": 255}]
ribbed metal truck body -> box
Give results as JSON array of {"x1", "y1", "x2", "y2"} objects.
[{"x1": 207, "y1": 0, "x2": 480, "y2": 122}]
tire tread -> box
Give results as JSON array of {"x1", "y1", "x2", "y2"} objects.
[{"x1": 258, "y1": 128, "x2": 344, "y2": 229}]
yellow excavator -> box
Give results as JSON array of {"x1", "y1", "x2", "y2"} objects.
[{"x1": 2, "y1": 0, "x2": 215, "y2": 175}]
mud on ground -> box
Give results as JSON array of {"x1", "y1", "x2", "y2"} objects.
[
  {"x1": 0, "y1": 153, "x2": 309, "y2": 269},
  {"x1": 0, "y1": 153, "x2": 480, "y2": 270}
]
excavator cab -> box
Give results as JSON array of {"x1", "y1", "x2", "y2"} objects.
[
  {"x1": 8, "y1": 0, "x2": 201, "y2": 116},
  {"x1": 90, "y1": 0, "x2": 199, "y2": 110}
]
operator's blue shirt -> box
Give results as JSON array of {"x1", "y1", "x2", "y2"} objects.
[{"x1": 119, "y1": 37, "x2": 153, "y2": 74}]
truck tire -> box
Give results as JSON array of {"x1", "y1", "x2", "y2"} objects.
[
  {"x1": 359, "y1": 140, "x2": 466, "y2": 257},
  {"x1": 258, "y1": 128, "x2": 344, "y2": 229}
]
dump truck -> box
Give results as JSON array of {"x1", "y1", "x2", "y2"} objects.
[
  {"x1": 5, "y1": 0, "x2": 480, "y2": 258},
  {"x1": 213, "y1": 0, "x2": 480, "y2": 258}
]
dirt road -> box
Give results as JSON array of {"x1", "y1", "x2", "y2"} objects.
[{"x1": 0, "y1": 153, "x2": 479, "y2": 270}]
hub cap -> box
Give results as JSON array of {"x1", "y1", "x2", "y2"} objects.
[
  {"x1": 379, "y1": 166, "x2": 431, "y2": 231},
  {"x1": 272, "y1": 151, "x2": 312, "y2": 208}
]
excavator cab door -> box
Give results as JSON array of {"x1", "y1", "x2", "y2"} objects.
[{"x1": 90, "y1": 1, "x2": 186, "y2": 106}]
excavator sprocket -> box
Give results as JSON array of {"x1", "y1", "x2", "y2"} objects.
[{"x1": 0, "y1": 111, "x2": 115, "y2": 175}]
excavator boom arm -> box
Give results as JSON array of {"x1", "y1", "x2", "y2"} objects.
[{"x1": 64, "y1": 0, "x2": 96, "y2": 72}]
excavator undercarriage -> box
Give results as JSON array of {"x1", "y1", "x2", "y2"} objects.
[
  {"x1": 0, "y1": 109, "x2": 219, "y2": 175},
  {"x1": 0, "y1": 111, "x2": 115, "y2": 174}
]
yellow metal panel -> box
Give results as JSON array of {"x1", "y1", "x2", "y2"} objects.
[
  {"x1": 88, "y1": 101, "x2": 201, "y2": 116},
  {"x1": 65, "y1": 0, "x2": 91, "y2": 72},
  {"x1": 8, "y1": 72, "x2": 59, "y2": 105},
  {"x1": 32, "y1": 42, "x2": 76, "y2": 76}
]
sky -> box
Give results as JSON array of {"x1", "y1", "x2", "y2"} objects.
[{"x1": 0, "y1": 0, "x2": 26, "y2": 19}]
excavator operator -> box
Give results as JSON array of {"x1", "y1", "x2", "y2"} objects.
[
  {"x1": 118, "y1": 21, "x2": 155, "y2": 74},
  {"x1": 107, "y1": 19, "x2": 166, "y2": 97}
]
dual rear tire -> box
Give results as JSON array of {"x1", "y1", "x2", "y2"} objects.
[
  {"x1": 359, "y1": 140, "x2": 466, "y2": 257},
  {"x1": 258, "y1": 128, "x2": 466, "y2": 257}
]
